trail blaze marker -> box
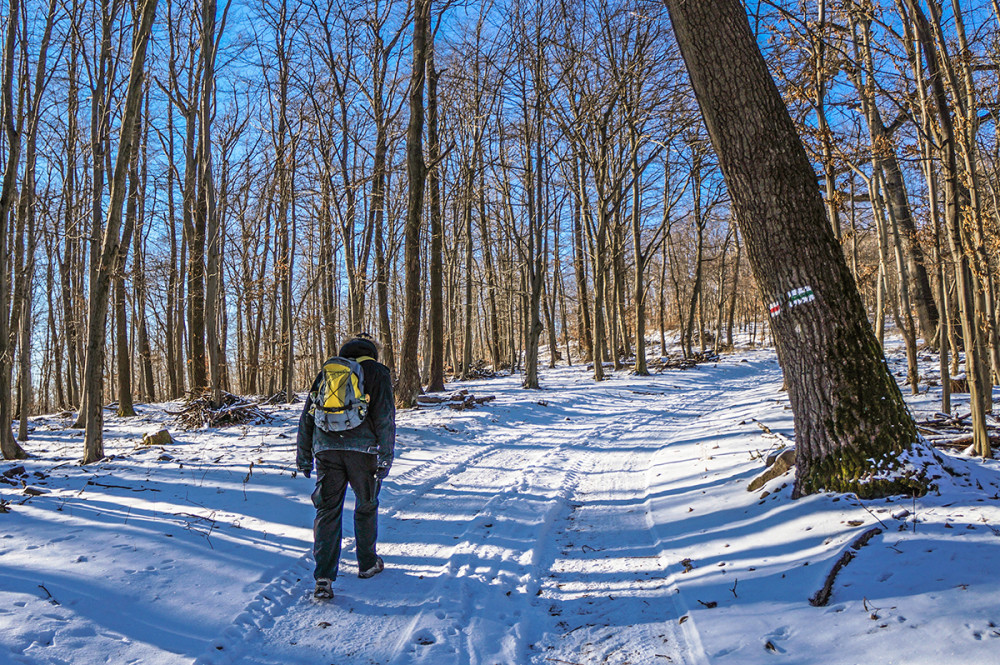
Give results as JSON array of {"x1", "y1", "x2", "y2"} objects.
[
  {"x1": 769, "y1": 286, "x2": 814, "y2": 318},
  {"x1": 786, "y1": 286, "x2": 815, "y2": 308}
]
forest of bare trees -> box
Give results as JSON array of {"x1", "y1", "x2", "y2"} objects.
[{"x1": 2, "y1": 0, "x2": 1000, "y2": 466}]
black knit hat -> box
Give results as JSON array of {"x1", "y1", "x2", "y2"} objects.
[{"x1": 339, "y1": 335, "x2": 378, "y2": 361}]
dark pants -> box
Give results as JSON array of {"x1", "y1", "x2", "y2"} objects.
[{"x1": 312, "y1": 449, "x2": 381, "y2": 580}]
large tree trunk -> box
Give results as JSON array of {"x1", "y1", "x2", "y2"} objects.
[{"x1": 665, "y1": 0, "x2": 926, "y2": 498}]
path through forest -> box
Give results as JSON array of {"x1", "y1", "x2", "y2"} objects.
[
  {"x1": 5, "y1": 349, "x2": 1000, "y2": 665},
  {"x1": 188, "y1": 360, "x2": 784, "y2": 665}
]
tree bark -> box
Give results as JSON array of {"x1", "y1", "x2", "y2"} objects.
[
  {"x1": 571, "y1": 151, "x2": 593, "y2": 363},
  {"x1": 426, "y1": 48, "x2": 445, "y2": 392},
  {"x1": 902, "y1": 0, "x2": 990, "y2": 457},
  {"x1": 80, "y1": 0, "x2": 159, "y2": 463},
  {"x1": 665, "y1": 0, "x2": 926, "y2": 497},
  {"x1": 201, "y1": 0, "x2": 224, "y2": 407},
  {"x1": 848, "y1": 8, "x2": 939, "y2": 346},
  {"x1": 397, "y1": 0, "x2": 430, "y2": 408},
  {"x1": 0, "y1": 0, "x2": 27, "y2": 459}
]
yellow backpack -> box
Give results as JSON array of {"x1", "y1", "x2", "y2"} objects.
[{"x1": 310, "y1": 356, "x2": 372, "y2": 431}]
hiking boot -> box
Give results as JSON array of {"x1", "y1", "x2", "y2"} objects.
[
  {"x1": 313, "y1": 578, "x2": 334, "y2": 600},
  {"x1": 358, "y1": 556, "x2": 384, "y2": 579}
]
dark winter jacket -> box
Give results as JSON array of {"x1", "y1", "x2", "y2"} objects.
[{"x1": 296, "y1": 338, "x2": 396, "y2": 474}]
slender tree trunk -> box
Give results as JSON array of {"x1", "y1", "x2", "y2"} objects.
[
  {"x1": 726, "y1": 231, "x2": 741, "y2": 349},
  {"x1": 684, "y1": 147, "x2": 705, "y2": 358},
  {"x1": 814, "y1": 0, "x2": 841, "y2": 241},
  {"x1": 479, "y1": 175, "x2": 501, "y2": 371},
  {"x1": 659, "y1": 238, "x2": 668, "y2": 353},
  {"x1": 523, "y1": 75, "x2": 546, "y2": 390},
  {"x1": 631, "y1": 142, "x2": 649, "y2": 375},
  {"x1": 397, "y1": 0, "x2": 430, "y2": 407},
  {"x1": 62, "y1": 0, "x2": 82, "y2": 410},
  {"x1": 372, "y1": 121, "x2": 395, "y2": 372},
  {"x1": 11, "y1": 0, "x2": 58, "y2": 441},
  {"x1": 47, "y1": 237, "x2": 65, "y2": 409},
  {"x1": 462, "y1": 171, "x2": 475, "y2": 379},
  {"x1": 114, "y1": 121, "x2": 143, "y2": 418},
  {"x1": 572, "y1": 152, "x2": 593, "y2": 363},
  {"x1": 426, "y1": 49, "x2": 445, "y2": 392},
  {"x1": 849, "y1": 10, "x2": 939, "y2": 345},
  {"x1": 184, "y1": 94, "x2": 207, "y2": 392},
  {"x1": 202, "y1": 0, "x2": 224, "y2": 406},
  {"x1": 80, "y1": 0, "x2": 159, "y2": 463},
  {"x1": 164, "y1": 96, "x2": 180, "y2": 398},
  {"x1": 903, "y1": 0, "x2": 990, "y2": 457}
]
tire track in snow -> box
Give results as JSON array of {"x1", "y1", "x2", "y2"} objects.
[
  {"x1": 382, "y1": 420, "x2": 607, "y2": 665},
  {"x1": 515, "y1": 408, "x2": 709, "y2": 665},
  {"x1": 187, "y1": 427, "x2": 521, "y2": 665},
  {"x1": 191, "y1": 371, "x2": 734, "y2": 665},
  {"x1": 191, "y1": 408, "x2": 608, "y2": 665}
]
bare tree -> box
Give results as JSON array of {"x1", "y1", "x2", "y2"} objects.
[
  {"x1": 397, "y1": 0, "x2": 431, "y2": 408},
  {"x1": 79, "y1": 0, "x2": 159, "y2": 463},
  {"x1": 0, "y1": 0, "x2": 27, "y2": 459}
]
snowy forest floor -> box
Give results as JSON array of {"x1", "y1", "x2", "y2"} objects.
[{"x1": 2, "y1": 345, "x2": 999, "y2": 665}]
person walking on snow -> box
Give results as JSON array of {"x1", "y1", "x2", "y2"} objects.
[{"x1": 296, "y1": 334, "x2": 396, "y2": 600}]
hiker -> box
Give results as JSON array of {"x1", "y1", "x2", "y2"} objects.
[{"x1": 296, "y1": 334, "x2": 396, "y2": 600}]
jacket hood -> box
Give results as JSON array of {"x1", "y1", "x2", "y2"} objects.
[{"x1": 339, "y1": 338, "x2": 379, "y2": 361}]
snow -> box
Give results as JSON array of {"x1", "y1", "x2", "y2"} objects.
[{"x1": 2, "y1": 346, "x2": 999, "y2": 665}]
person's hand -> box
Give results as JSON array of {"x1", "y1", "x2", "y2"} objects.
[
  {"x1": 300, "y1": 468, "x2": 311, "y2": 479},
  {"x1": 375, "y1": 465, "x2": 389, "y2": 480}
]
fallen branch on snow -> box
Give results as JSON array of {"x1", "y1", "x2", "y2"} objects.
[
  {"x1": 916, "y1": 414, "x2": 1000, "y2": 451},
  {"x1": 808, "y1": 526, "x2": 883, "y2": 607}
]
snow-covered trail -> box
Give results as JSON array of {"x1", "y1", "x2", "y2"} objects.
[
  {"x1": 192, "y1": 364, "x2": 771, "y2": 665},
  {"x1": 7, "y1": 347, "x2": 1000, "y2": 665}
]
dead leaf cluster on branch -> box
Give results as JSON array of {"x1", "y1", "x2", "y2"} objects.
[{"x1": 170, "y1": 391, "x2": 272, "y2": 430}]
